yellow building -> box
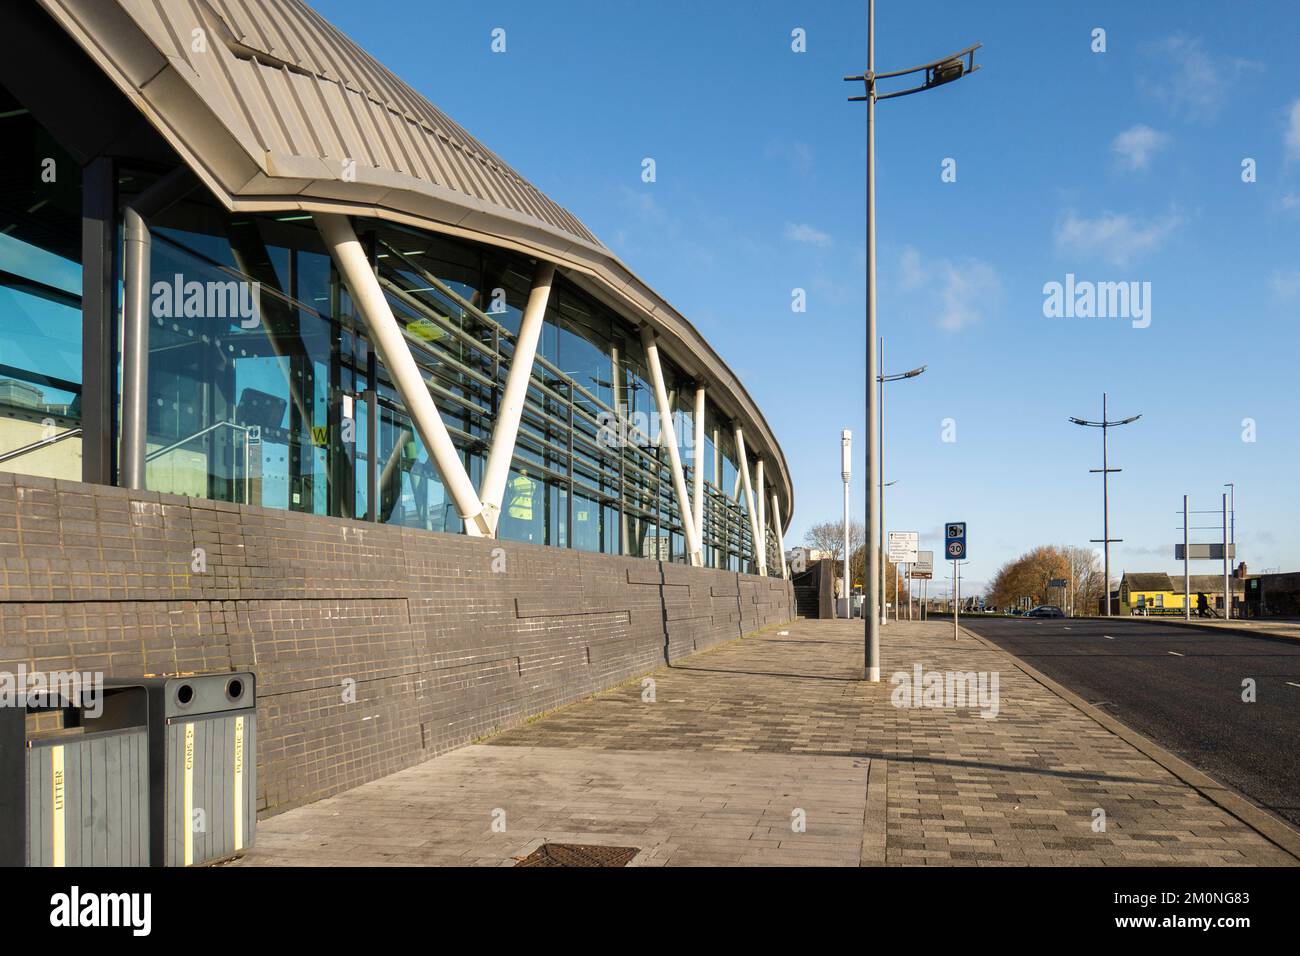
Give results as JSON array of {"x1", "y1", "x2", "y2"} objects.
[{"x1": 1118, "y1": 572, "x2": 1245, "y2": 616}]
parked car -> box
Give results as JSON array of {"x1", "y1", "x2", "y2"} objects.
[{"x1": 1025, "y1": 605, "x2": 1065, "y2": 618}]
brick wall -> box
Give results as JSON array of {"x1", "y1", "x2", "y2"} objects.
[{"x1": 0, "y1": 473, "x2": 793, "y2": 816}]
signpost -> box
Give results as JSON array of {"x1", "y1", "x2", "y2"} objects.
[
  {"x1": 889, "y1": 532, "x2": 919, "y2": 622},
  {"x1": 914, "y1": 550, "x2": 934, "y2": 576},
  {"x1": 946, "y1": 523, "x2": 966, "y2": 640},
  {"x1": 888, "y1": 531, "x2": 919, "y2": 564},
  {"x1": 914, "y1": 550, "x2": 933, "y2": 621},
  {"x1": 1174, "y1": 544, "x2": 1235, "y2": 561}
]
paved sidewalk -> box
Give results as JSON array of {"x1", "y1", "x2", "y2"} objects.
[{"x1": 236, "y1": 619, "x2": 1298, "y2": 866}]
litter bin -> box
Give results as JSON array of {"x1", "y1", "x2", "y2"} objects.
[
  {"x1": 1, "y1": 681, "x2": 150, "y2": 866},
  {"x1": 107, "y1": 673, "x2": 257, "y2": 867}
]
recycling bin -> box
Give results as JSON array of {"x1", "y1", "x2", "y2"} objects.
[
  {"x1": 106, "y1": 673, "x2": 257, "y2": 867},
  {"x1": 1, "y1": 681, "x2": 151, "y2": 867}
]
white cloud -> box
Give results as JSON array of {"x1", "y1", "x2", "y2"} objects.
[
  {"x1": 1272, "y1": 269, "x2": 1300, "y2": 299},
  {"x1": 783, "y1": 222, "x2": 832, "y2": 247},
  {"x1": 1054, "y1": 208, "x2": 1184, "y2": 266},
  {"x1": 1286, "y1": 99, "x2": 1300, "y2": 161},
  {"x1": 765, "y1": 139, "x2": 814, "y2": 177},
  {"x1": 1139, "y1": 35, "x2": 1262, "y2": 120},
  {"x1": 1111, "y1": 125, "x2": 1170, "y2": 170},
  {"x1": 1282, "y1": 193, "x2": 1300, "y2": 213},
  {"x1": 897, "y1": 245, "x2": 1001, "y2": 332}
]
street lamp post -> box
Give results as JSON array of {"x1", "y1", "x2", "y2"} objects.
[
  {"x1": 846, "y1": 2, "x2": 980, "y2": 680},
  {"x1": 841, "y1": 429, "x2": 852, "y2": 618},
  {"x1": 1223, "y1": 482, "x2": 1235, "y2": 620},
  {"x1": 1069, "y1": 392, "x2": 1140, "y2": 616},
  {"x1": 877, "y1": 337, "x2": 925, "y2": 628}
]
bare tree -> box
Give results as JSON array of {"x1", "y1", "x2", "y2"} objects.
[{"x1": 803, "y1": 520, "x2": 864, "y2": 563}]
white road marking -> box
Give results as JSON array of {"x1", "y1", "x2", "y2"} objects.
[
  {"x1": 1103, "y1": 635, "x2": 1113, "y2": 640},
  {"x1": 1168, "y1": 651, "x2": 1184, "y2": 657},
  {"x1": 1286, "y1": 682, "x2": 1300, "y2": 690}
]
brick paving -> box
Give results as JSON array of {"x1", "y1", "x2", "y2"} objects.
[{"x1": 237, "y1": 619, "x2": 1298, "y2": 866}]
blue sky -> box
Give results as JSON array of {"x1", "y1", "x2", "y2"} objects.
[{"x1": 310, "y1": 0, "x2": 1300, "y2": 593}]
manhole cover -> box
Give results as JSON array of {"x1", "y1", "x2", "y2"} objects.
[{"x1": 514, "y1": 843, "x2": 639, "y2": 867}]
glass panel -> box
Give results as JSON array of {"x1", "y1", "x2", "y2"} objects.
[
  {"x1": 0, "y1": 83, "x2": 83, "y2": 480},
  {"x1": 138, "y1": 207, "x2": 362, "y2": 514}
]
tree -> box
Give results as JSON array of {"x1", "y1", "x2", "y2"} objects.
[
  {"x1": 987, "y1": 544, "x2": 1104, "y2": 615},
  {"x1": 803, "y1": 520, "x2": 865, "y2": 598},
  {"x1": 803, "y1": 520, "x2": 864, "y2": 564},
  {"x1": 849, "y1": 543, "x2": 902, "y2": 607}
]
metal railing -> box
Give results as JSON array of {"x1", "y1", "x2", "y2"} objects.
[
  {"x1": 146, "y1": 420, "x2": 254, "y2": 504},
  {"x1": 0, "y1": 427, "x2": 83, "y2": 465}
]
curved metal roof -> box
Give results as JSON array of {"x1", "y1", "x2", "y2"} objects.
[{"x1": 38, "y1": 0, "x2": 793, "y2": 525}]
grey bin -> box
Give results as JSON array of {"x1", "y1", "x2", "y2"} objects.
[
  {"x1": 106, "y1": 673, "x2": 257, "y2": 867},
  {"x1": 0, "y1": 682, "x2": 151, "y2": 867}
]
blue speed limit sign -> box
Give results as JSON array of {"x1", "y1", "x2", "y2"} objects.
[{"x1": 945, "y1": 522, "x2": 967, "y2": 560}]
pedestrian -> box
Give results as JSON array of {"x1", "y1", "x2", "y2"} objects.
[{"x1": 1196, "y1": 592, "x2": 1208, "y2": 618}]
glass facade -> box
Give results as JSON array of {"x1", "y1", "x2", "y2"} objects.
[
  {"x1": 0, "y1": 77, "x2": 782, "y2": 575},
  {"x1": 0, "y1": 84, "x2": 84, "y2": 481}
]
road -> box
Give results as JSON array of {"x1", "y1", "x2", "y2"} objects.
[{"x1": 960, "y1": 616, "x2": 1300, "y2": 829}]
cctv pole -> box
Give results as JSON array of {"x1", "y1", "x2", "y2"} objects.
[{"x1": 841, "y1": 429, "x2": 852, "y2": 618}]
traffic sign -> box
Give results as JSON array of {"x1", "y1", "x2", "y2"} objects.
[
  {"x1": 945, "y1": 522, "x2": 967, "y2": 560},
  {"x1": 913, "y1": 550, "x2": 934, "y2": 579},
  {"x1": 1175, "y1": 544, "x2": 1235, "y2": 561},
  {"x1": 1048, "y1": 578, "x2": 1067, "y2": 589},
  {"x1": 888, "y1": 531, "x2": 919, "y2": 564}
]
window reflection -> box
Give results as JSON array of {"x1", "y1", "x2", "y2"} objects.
[{"x1": 0, "y1": 85, "x2": 83, "y2": 480}]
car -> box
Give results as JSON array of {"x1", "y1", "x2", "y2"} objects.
[{"x1": 1025, "y1": 605, "x2": 1065, "y2": 618}]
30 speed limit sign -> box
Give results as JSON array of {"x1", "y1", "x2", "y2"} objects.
[{"x1": 945, "y1": 522, "x2": 967, "y2": 560}]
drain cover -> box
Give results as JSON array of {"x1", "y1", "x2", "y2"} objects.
[{"x1": 515, "y1": 843, "x2": 639, "y2": 867}]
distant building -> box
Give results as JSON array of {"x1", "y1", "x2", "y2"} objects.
[
  {"x1": 787, "y1": 547, "x2": 832, "y2": 575},
  {"x1": 0, "y1": 379, "x2": 43, "y2": 408},
  {"x1": 1243, "y1": 572, "x2": 1300, "y2": 617},
  {"x1": 1118, "y1": 570, "x2": 1246, "y2": 616}
]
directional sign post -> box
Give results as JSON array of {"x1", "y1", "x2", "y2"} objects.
[
  {"x1": 913, "y1": 550, "x2": 933, "y2": 579},
  {"x1": 888, "y1": 531, "x2": 919, "y2": 565},
  {"x1": 946, "y1": 523, "x2": 966, "y2": 640},
  {"x1": 914, "y1": 550, "x2": 934, "y2": 622}
]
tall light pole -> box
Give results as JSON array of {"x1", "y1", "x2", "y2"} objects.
[
  {"x1": 846, "y1": 2, "x2": 981, "y2": 679},
  {"x1": 878, "y1": 336, "x2": 925, "y2": 627},
  {"x1": 1069, "y1": 393, "x2": 1140, "y2": 616},
  {"x1": 1224, "y1": 481, "x2": 1235, "y2": 550},
  {"x1": 841, "y1": 429, "x2": 852, "y2": 618},
  {"x1": 1224, "y1": 482, "x2": 1235, "y2": 619}
]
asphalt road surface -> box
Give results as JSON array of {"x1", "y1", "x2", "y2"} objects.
[{"x1": 961, "y1": 616, "x2": 1300, "y2": 829}]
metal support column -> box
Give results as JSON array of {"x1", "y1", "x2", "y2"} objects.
[
  {"x1": 641, "y1": 328, "x2": 702, "y2": 566},
  {"x1": 692, "y1": 385, "x2": 705, "y2": 556},
  {"x1": 733, "y1": 425, "x2": 763, "y2": 576},
  {"x1": 315, "y1": 212, "x2": 490, "y2": 535},
  {"x1": 119, "y1": 168, "x2": 196, "y2": 490},
  {"x1": 479, "y1": 260, "x2": 556, "y2": 534}
]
